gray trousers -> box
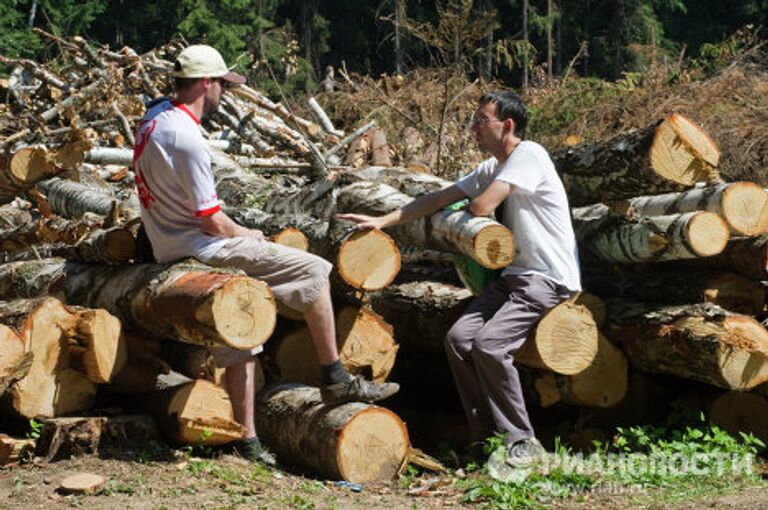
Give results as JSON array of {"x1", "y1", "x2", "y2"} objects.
[{"x1": 445, "y1": 273, "x2": 573, "y2": 445}]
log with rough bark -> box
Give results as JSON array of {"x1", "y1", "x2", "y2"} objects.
[
  {"x1": 345, "y1": 166, "x2": 452, "y2": 197},
  {"x1": 3, "y1": 227, "x2": 136, "y2": 265},
  {"x1": 35, "y1": 414, "x2": 159, "y2": 462},
  {"x1": 684, "y1": 234, "x2": 768, "y2": 280},
  {"x1": 0, "y1": 208, "x2": 103, "y2": 252},
  {"x1": 583, "y1": 271, "x2": 765, "y2": 316},
  {"x1": 0, "y1": 324, "x2": 30, "y2": 397},
  {"x1": 36, "y1": 177, "x2": 120, "y2": 218},
  {"x1": 368, "y1": 128, "x2": 392, "y2": 167},
  {"x1": 0, "y1": 258, "x2": 277, "y2": 350},
  {"x1": 275, "y1": 306, "x2": 398, "y2": 384},
  {"x1": 63, "y1": 260, "x2": 277, "y2": 350},
  {"x1": 0, "y1": 298, "x2": 100, "y2": 418},
  {"x1": 369, "y1": 281, "x2": 598, "y2": 375},
  {"x1": 229, "y1": 209, "x2": 401, "y2": 291},
  {"x1": 573, "y1": 209, "x2": 729, "y2": 263},
  {"x1": 344, "y1": 130, "x2": 370, "y2": 167},
  {"x1": 338, "y1": 181, "x2": 515, "y2": 268},
  {"x1": 615, "y1": 182, "x2": 768, "y2": 236},
  {"x1": 368, "y1": 281, "x2": 473, "y2": 351},
  {"x1": 0, "y1": 146, "x2": 62, "y2": 204},
  {"x1": 552, "y1": 114, "x2": 721, "y2": 206},
  {"x1": 255, "y1": 383, "x2": 409, "y2": 483},
  {"x1": 149, "y1": 379, "x2": 244, "y2": 446},
  {"x1": 604, "y1": 299, "x2": 768, "y2": 390},
  {"x1": 709, "y1": 391, "x2": 768, "y2": 445},
  {"x1": 523, "y1": 333, "x2": 627, "y2": 408},
  {"x1": 0, "y1": 434, "x2": 35, "y2": 464}
]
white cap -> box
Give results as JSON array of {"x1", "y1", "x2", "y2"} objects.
[{"x1": 172, "y1": 45, "x2": 246, "y2": 85}]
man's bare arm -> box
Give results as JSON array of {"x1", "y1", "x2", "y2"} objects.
[
  {"x1": 468, "y1": 180, "x2": 513, "y2": 217},
  {"x1": 338, "y1": 184, "x2": 467, "y2": 230},
  {"x1": 201, "y1": 210, "x2": 264, "y2": 240}
]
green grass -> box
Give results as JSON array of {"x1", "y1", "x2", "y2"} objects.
[{"x1": 458, "y1": 415, "x2": 766, "y2": 509}]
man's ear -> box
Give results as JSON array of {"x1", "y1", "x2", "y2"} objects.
[{"x1": 503, "y1": 118, "x2": 515, "y2": 135}]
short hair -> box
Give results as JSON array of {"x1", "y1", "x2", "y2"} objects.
[
  {"x1": 478, "y1": 91, "x2": 528, "y2": 138},
  {"x1": 174, "y1": 76, "x2": 202, "y2": 92}
]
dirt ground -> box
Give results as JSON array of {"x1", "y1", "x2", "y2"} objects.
[{"x1": 2, "y1": 450, "x2": 767, "y2": 510}]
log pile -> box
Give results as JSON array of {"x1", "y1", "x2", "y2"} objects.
[{"x1": 1, "y1": 34, "x2": 766, "y2": 480}]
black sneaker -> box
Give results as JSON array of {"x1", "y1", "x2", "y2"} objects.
[
  {"x1": 321, "y1": 376, "x2": 399, "y2": 405},
  {"x1": 505, "y1": 437, "x2": 544, "y2": 467},
  {"x1": 230, "y1": 437, "x2": 277, "y2": 467}
]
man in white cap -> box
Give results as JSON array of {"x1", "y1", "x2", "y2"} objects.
[{"x1": 133, "y1": 45, "x2": 399, "y2": 465}]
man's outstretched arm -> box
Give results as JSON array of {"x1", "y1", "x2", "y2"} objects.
[{"x1": 338, "y1": 184, "x2": 467, "y2": 230}]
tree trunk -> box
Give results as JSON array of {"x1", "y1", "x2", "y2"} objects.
[
  {"x1": 709, "y1": 391, "x2": 768, "y2": 446},
  {"x1": 583, "y1": 271, "x2": 765, "y2": 316},
  {"x1": 516, "y1": 293, "x2": 599, "y2": 375},
  {"x1": 0, "y1": 258, "x2": 277, "y2": 350},
  {"x1": 344, "y1": 166, "x2": 452, "y2": 197},
  {"x1": 337, "y1": 181, "x2": 514, "y2": 268},
  {"x1": 35, "y1": 414, "x2": 158, "y2": 462},
  {"x1": 0, "y1": 298, "x2": 98, "y2": 418},
  {"x1": 148, "y1": 379, "x2": 244, "y2": 446},
  {"x1": 0, "y1": 434, "x2": 35, "y2": 464},
  {"x1": 275, "y1": 306, "x2": 398, "y2": 384},
  {"x1": 604, "y1": 299, "x2": 768, "y2": 390},
  {"x1": 254, "y1": 383, "x2": 409, "y2": 483},
  {"x1": 607, "y1": 182, "x2": 768, "y2": 236},
  {"x1": 3, "y1": 227, "x2": 136, "y2": 265},
  {"x1": 36, "y1": 177, "x2": 122, "y2": 218},
  {"x1": 368, "y1": 128, "x2": 392, "y2": 167},
  {"x1": 0, "y1": 325, "x2": 30, "y2": 397},
  {"x1": 522, "y1": 333, "x2": 627, "y2": 408},
  {"x1": 573, "y1": 210, "x2": 728, "y2": 263},
  {"x1": 0, "y1": 146, "x2": 61, "y2": 204},
  {"x1": 552, "y1": 114, "x2": 721, "y2": 206},
  {"x1": 368, "y1": 281, "x2": 473, "y2": 351}
]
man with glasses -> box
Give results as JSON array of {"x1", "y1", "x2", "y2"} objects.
[
  {"x1": 133, "y1": 45, "x2": 399, "y2": 466},
  {"x1": 339, "y1": 91, "x2": 580, "y2": 467}
]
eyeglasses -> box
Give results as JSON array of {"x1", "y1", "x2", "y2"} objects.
[
  {"x1": 213, "y1": 78, "x2": 233, "y2": 90},
  {"x1": 469, "y1": 115, "x2": 501, "y2": 128}
]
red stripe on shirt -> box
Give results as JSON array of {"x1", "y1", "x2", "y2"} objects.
[
  {"x1": 171, "y1": 100, "x2": 201, "y2": 125},
  {"x1": 195, "y1": 204, "x2": 221, "y2": 217}
]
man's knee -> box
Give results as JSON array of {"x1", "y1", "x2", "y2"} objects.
[{"x1": 445, "y1": 323, "x2": 473, "y2": 361}]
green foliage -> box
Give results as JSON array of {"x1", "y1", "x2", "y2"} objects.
[
  {"x1": 459, "y1": 417, "x2": 764, "y2": 510},
  {"x1": 0, "y1": 1, "x2": 41, "y2": 59},
  {"x1": 26, "y1": 418, "x2": 42, "y2": 440},
  {"x1": 38, "y1": 0, "x2": 107, "y2": 36}
]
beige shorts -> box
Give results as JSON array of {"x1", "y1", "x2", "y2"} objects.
[{"x1": 203, "y1": 236, "x2": 332, "y2": 367}]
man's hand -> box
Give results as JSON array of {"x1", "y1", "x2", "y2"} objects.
[
  {"x1": 244, "y1": 228, "x2": 265, "y2": 241},
  {"x1": 336, "y1": 213, "x2": 388, "y2": 230}
]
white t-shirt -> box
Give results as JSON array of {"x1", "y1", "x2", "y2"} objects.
[
  {"x1": 457, "y1": 141, "x2": 581, "y2": 291},
  {"x1": 133, "y1": 99, "x2": 227, "y2": 263}
]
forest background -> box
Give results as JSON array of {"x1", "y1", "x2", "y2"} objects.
[{"x1": 0, "y1": 0, "x2": 765, "y2": 95}]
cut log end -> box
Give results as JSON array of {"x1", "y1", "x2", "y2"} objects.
[
  {"x1": 210, "y1": 277, "x2": 276, "y2": 349},
  {"x1": 9, "y1": 146, "x2": 57, "y2": 185},
  {"x1": 682, "y1": 315, "x2": 768, "y2": 389},
  {"x1": 58, "y1": 473, "x2": 107, "y2": 495},
  {"x1": 519, "y1": 299, "x2": 598, "y2": 375},
  {"x1": 273, "y1": 227, "x2": 309, "y2": 252},
  {"x1": 569, "y1": 334, "x2": 628, "y2": 407},
  {"x1": 650, "y1": 114, "x2": 720, "y2": 185},
  {"x1": 685, "y1": 211, "x2": 729, "y2": 257},
  {"x1": 338, "y1": 407, "x2": 409, "y2": 483},
  {"x1": 722, "y1": 182, "x2": 768, "y2": 236},
  {"x1": 337, "y1": 229, "x2": 401, "y2": 291},
  {"x1": 710, "y1": 392, "x2": 768, "y2": 445},
  {"x1": 75, "y1": 309, "x2": 126, "y2": 383},
  {"x1": 472, "y1": 224, "x2": 515, "y2": 269}
]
